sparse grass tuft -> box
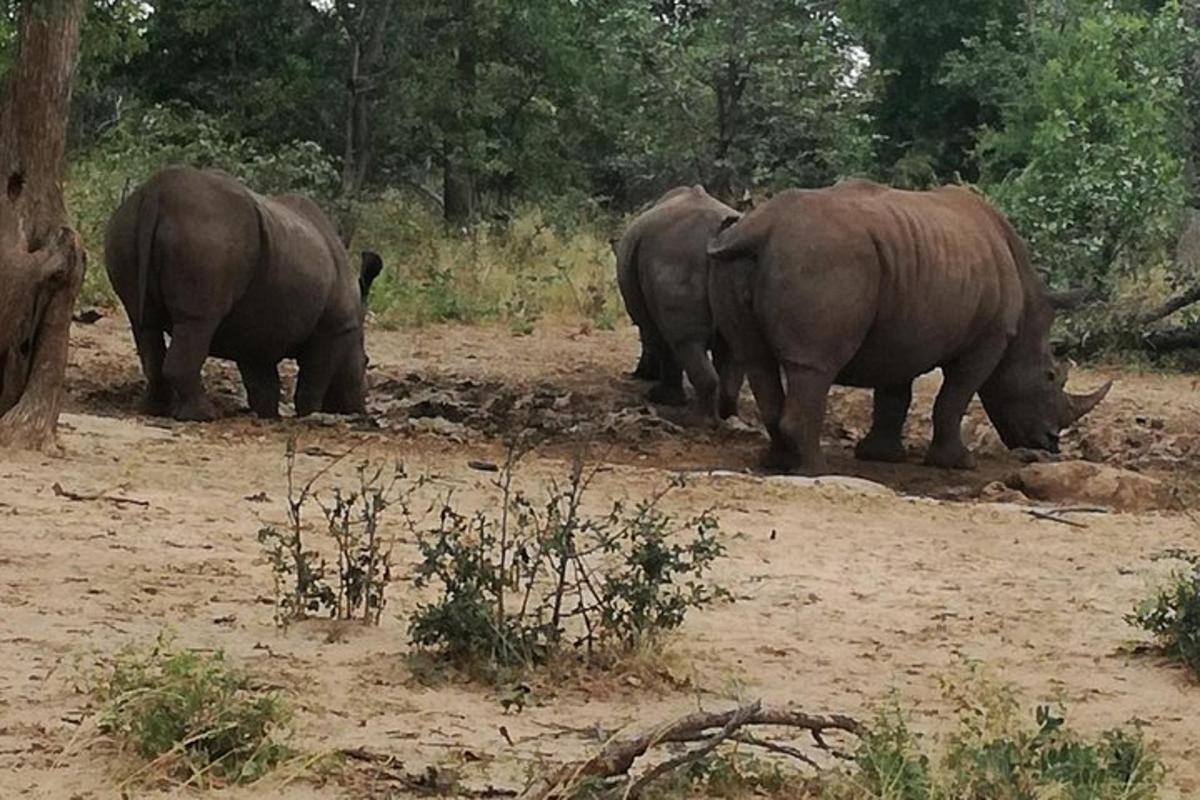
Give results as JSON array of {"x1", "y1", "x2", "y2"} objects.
[{"x1": 92, "y1": 634, "x2": 292, "y2": 788}]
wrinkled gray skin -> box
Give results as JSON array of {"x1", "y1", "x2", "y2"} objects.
[
  {"x1": 614, "y1": 185, "x2": 744, "y2": 418},
  {"x1": 707, "y1": 179, "x2": 1110, "y2": 474},
  {"x1": 104, "y1": 166, "x2": 381, "y2": 421}
]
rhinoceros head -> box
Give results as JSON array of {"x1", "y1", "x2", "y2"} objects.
[
  {"x1": 322, "y1": 251, "x2": 383, "y2": 414},
  {"x1": 978, "y1": 290, "x2": 1111, "y2": 452}
]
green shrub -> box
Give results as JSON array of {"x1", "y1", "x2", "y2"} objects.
[
  {"x1": 408, "y1": 445, "x2": 729, "y2": 676},
  {"x1": 93, "y1": 635, "x2": 291, "y2": 787},
  {"x1": 821, "y1": 674, "x2": 1162, "y2": 800},
  {"x1": 1128, "y1": 549, "x2": 1200, "y2": 677},
  {"x1": 944, "y1": 1, "x2": 1188, "y2": 290}
]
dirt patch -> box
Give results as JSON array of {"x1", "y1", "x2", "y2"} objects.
[{"x1": 4, "y1": 313, "x2": 1194, "y2": 798}]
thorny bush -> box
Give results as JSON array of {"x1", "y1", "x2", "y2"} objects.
[
  {"x1": 258, "y1": 437, "x2": 426, "y2": 627},
  {"x1": 408, "y1": 443, "x2": 729, "y2": 674}
]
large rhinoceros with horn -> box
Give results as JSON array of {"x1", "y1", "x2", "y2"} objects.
[
  {"x1": 706, "y1": 178, "x2": 1110, "y2": 474},
  {"x1": 614, "y1": 184, "x2": 743, "y2": 419},
  {"x1": 104, "y1": 166, "x2": 381, "y2": 421}
]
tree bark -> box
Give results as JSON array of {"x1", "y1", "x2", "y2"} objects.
[
  {"x1": 0, "y1": 0, "x2": 86, "y2": 451},
  {"x1": 336, "y1": 0, "x2": 395, "y2": 209},
  {"x1": 1184, "y1": 0, "x2": 1200, "y2": 206},
  {"x1": 443, "y1": 0, "x2": 478, "y2": 226}
]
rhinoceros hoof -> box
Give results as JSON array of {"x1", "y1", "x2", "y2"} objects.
[
  {"x1": 646, "y1": 384, "x2": 688, "y2": 407},
  {"x1": 173, "y1": 396, "x2": 218, "y2": 422},
  {"x1": 760, "y1": 445, "x2": 826, "y2": 476},
  {"x1": 924, "y1": 444, "x2": 976, "y2": 470},
  {"x1": 854, "y1": 435, "x2": 907, "y2": 463},
  {"x1": 139, "y1": 394, "x2": 172, "y2": 418}
]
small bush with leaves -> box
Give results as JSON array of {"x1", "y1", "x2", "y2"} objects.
[
  {"x1": 1127, "y1": 549, "x2": 1200, "y2": 677},
  {"x1": 408, "y1": 445, "x2": 729, "y2": 674},
  {"x1": 93, "y1": 634, "x2": 291, "y2": 787},
  {"x1": 259, "y1": 437, "x2": 424, "y2": 628},
  {"x1": 821, "y1": 673, "x2": 1163, "y2": 800}
]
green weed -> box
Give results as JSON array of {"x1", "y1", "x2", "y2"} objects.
[{"x1": 92, "y1": 634, "x2": 291, "y2": 788}]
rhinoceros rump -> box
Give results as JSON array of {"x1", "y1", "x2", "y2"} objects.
[
  {"x1": 105, "y1": 166, "x2": 381, "y2": 421},
  {"x1": 614, "y1": 185, "x2": 744, "y2": 419},
  {"x1": 707, "y1": 179, "x2": 1110, "y2": 474}
]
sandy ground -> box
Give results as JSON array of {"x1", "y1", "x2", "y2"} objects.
[{"x1": 2, "y1": 314, "x2": 1199, "y2": 798}]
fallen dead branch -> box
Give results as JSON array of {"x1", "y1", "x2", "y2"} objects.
[
  {"x1": 52, "y1": 482, "x2": 149, "y2": 507},
  {"x1": 1025, "y1": 505, "x2": 1109, "y2": 528},
  {"x1": 523, "y1": 702, "x2": 864, "y2": 800}
]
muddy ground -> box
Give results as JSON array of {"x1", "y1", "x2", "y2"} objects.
[{"x1": 2, "y1": 314, "x2": 1199, "y2": 798}]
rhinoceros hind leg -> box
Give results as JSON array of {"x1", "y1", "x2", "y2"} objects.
[
  {"x1": 646, "y1": 382, "x2": 687, "y2": 407},
  {"x1": 855, "y1": 383, "x2": 912, "y2": 463},
  {"x1": 676, "y1": 340, "x2": 720, "y2": 418},
  {"x1": 775, "y1": 362, "x2": 833, "y2": 476},
  {"x1": 162, "y1": 318, "x2": 219, "y2": 422},
  {"x1": 238, "y1": 361, "x2": 281, "y2": 418},
  {"x1": 630, "y1": 336, "x2": 660, "y2": 381},
  {"x1": 133, "y1": 326, "x2": 170, "y2": 416},
  {"x1": 645, "y1": 347, "x2": 687, "y2": 406},
  {"x1": 712, "y1": 335, "x2": 744, "y2": 420}
]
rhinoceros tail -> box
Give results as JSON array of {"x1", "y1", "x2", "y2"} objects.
[
  {"x1": 705, "y1": 213, "x2": 754, "y2": 261},
  {"x1": 134, "y1": 183, "x2": 160, "y2": 328}
]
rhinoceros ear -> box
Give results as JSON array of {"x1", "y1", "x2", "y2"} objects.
[{"x1": 359, "y1": 251, "x2": 383, "y2": 301}]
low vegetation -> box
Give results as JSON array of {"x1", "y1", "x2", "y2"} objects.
[
  {"x1": 568, "y1": 673, "x2": 1163, "y2": 800},
  {"x1": 1128, "y1": 549, "x2": 1200, "y2": 678},
  {"x1": 408, "y1": 443, "x2": 730, "y2": 679},
  {"x1": 91, "y1": 634, "x2": 292, "y2": 788},
  {"x1": 258, "y1": 437, "x2": 423, "y2": 628}
]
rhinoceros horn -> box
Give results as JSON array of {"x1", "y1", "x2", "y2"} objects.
[{"x1": 1065, "y1": 380, "x2": 1112, "y2": 424}]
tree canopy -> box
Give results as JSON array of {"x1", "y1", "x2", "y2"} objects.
[{"x1": 0, "y1": 0, "x2": 1192, "y2": 290}]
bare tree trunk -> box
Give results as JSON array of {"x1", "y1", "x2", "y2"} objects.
[
  {"x1": 1184, "y1": 0, "x2": 1200, "y2": 206},
  {"x1": 443, "y1": 0, "x2": 478, "y2": 226},
  {"x1": 0, "y1": 0, "x2": 86, "y2": 451},
  {"x1": 335, "y1": 0, "x2": 395, "y2": 244}
]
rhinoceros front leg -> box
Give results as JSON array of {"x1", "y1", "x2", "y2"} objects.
[
  {"x1": 925, "y1": 339, "x2": 1006, "y2": 469},
  {"x1": 162, "y1": 318, "x2": 220, "y2": 422},
  {"x1": 294, "y1": 332, "x2": 349, "y2": 417},
  {"x1": 237, "y1": 361, "x2": 281, "y2": 419},
  {"x1": 855, "y1": 382, "x2": 912, "y2": 463}
]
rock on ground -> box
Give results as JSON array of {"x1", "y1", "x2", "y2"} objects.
[{"x1": 1007, "y1": 460, "x2": 1173, "y2": 513}]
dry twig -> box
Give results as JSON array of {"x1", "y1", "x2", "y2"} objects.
[{"x1": 52, "y1": 482, "x2": 149, "y2": 507}]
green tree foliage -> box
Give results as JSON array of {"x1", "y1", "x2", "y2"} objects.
[
  {"x1": 111, "y1": 0, "x2": 342, "y2": 150},
  {"x1": 946, "y1": 0, "x2": 1189, "y2": 287},
  {"x1": 54, "y1": 0, "x2": 1196, "y2": 305},
  {"x1": 841, "y1": 0, "x2": 1023, "y2": 185}
]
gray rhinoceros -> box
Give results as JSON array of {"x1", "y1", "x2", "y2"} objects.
[
  {"x1": 706, "y1": 179, "x2": 1110, "y2": 474},
  {"x1": 614, "y1": 185, "x2": 743, "y2": 418},
  {"x1": 104, "y1": 166, "x2": 381, "y2": 421}
]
